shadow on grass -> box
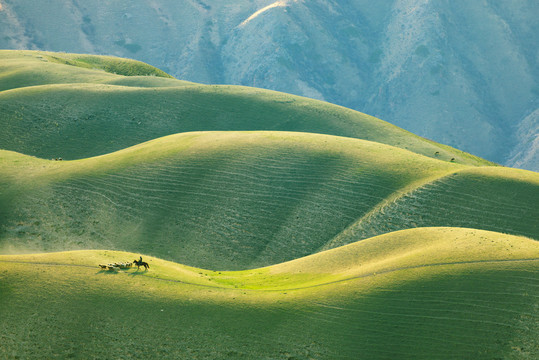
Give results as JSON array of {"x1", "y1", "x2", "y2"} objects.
[
  {"x1": 128, "y1": 269, "x2": 149, "y2": 277},
  {"x1": 96, "y1": 269, "x2": 120, "y2": 275},
  {"x1": 95, "y1": 268, "x2": 149, "y2": 277}
]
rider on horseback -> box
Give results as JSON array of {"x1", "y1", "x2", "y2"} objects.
[{"x1": 134, "y1": 256, "x2": 150, "y2": 270}]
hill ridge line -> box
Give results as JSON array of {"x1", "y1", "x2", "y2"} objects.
[
  {"x1": 275, "y1": 258, "x2": 539, "y2": 292},
  {"x1": 0, "y1": 82, "x2": 184, "y2": 94},
  {"x1": 2, "y1": 256, "x2": 537, "y2": 292}
]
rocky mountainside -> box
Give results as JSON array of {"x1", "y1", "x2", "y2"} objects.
[{"x1": 0, "y1": 0, "x2": 537, "y2": 169}]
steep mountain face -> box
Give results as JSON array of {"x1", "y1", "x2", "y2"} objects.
[
  {"x1": 506, "y1": 108, "x2": 539, "y2": 171},
  {"x1": 0, "y1": 0, "x2": 537, "y2": 169}
]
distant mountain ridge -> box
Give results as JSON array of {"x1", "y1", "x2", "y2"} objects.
[{"x1": 1, "y1": 0, "x2": 537, "y2": 170}]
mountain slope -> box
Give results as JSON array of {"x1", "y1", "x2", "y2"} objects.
[
  {"x1": 1, "y1": 131, "x2": 537, "y2": 270},
  {"x1": 506, "y1": 108, "x2": 539, "y2": 171},
  {"x1": 0, "y1": 50, "x2": 490, "y2": 166},
  {"x1": 1, "y1": 1, "x2": 536, "y2": 168},
  {"x1": 1, "y1": 228, "x2": 538, "y2": 359}
]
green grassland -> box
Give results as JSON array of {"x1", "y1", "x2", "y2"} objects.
[
  {"x1": 0, "y1": 50, "x2": 490, "y2": 165},
  {"x1": 0, "y1": 50, "x2": 177, "y2": 91},
  {"x1": 326, "y1": 166, "x2": 539, "y2": 249},
  {"x1": 1, "y1": 51, "x2": 538, "y2": 358},
  {"x1": 1, "y1": 228, "x2": 537, "y2": 359},
  {"x1": 2, "y1": 131, "x2": 536, "y2": 270}
]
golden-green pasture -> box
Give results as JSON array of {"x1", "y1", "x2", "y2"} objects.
[{"x1": 1, "y1": 228, "x2": 537, "y2": 359}]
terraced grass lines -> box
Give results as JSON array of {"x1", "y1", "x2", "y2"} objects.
[
  {"x1": 2, "y1": 131, "x2": 538, "y2": 270},
  {"x1": 326, "y1": 167, "x2": 539, "y2": 249}
]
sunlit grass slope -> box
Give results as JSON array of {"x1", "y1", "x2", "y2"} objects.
[
  {"x1": 1, "y1": 132, "x2": 537, "y2": 270},
  {"x1": 0, "y1": 50, "x2": 178, "y2": 91},
  {"x1": 0, "y1": 50, "x2": 490, "y2": 165},
  {"x1": 1, "y1": 228, "x2": 537, "y2": 359}
]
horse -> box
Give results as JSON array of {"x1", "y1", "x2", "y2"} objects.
[{"x1": 133, "y1": 259, "x2": 150, "y2": 270}]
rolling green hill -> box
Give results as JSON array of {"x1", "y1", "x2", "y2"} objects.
[
  {"x1": 1, "y1": 228, "x2": 538, "y2": 359},
  {"x1": 1, "y1": 131, "x2": 537, "y2": 270},
  {"x1": 0, "y1": 50, "x2": 491, "y2": 166},
  {"x1": 0, "y1": 50, "x2": 177, "y2": 91},
  {"x1": 1, "y1": 50, "x2": 537, "y2": 359}
]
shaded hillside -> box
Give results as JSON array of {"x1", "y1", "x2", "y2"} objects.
[
  {"x1": 0, "y1": 51, "x2": 489, "y2": 166},
  {"x1": 1, "y1": 132, "x2": 537, "y2": 270},
  {"x1": 1, "y1": 228, "x2": 538, "y2": 359},
  {"x1": 1, "y1": 1, "x2": 537, "y2": 168},
  {"x1": 325, "y1": 167, "x2": 539, "y2": 250}
]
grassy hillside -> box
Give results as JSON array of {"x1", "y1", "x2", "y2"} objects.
[
  {"x1": 1, "y1": 228, "x2": 537, "y2": 359},
  {"x1": 43, "y1": 52, "x2": 175, "y2": 78},
  {"x1": 326, "y1": 166, "x2": 539, "y2": 249},
  {"x1": 1, "y1": 50, "x2": 537, "y2": 359},
  {"x1": 1, "y1": 131, "x2": 537, "y2": 270},
  {"x1": 0, "y1": 50, "x2": 491, "y2": 166},
  {"x1": 0, "y1": 50, "x2": 177, "y2": 92}
]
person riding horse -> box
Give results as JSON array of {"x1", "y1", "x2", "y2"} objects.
[{"x1": 133, "y1": 256, "x2": 150, "y2": 270}]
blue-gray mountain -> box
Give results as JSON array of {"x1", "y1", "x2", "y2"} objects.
[{"x1": 1, "y1": 0, "x2": 537, "y2": 170}]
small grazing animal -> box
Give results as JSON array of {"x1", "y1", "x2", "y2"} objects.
[{"x1": 99, "y1": 261, "x2": 134, "y2": 271}]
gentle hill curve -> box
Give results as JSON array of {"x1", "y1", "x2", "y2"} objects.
[
  {"x1": 1, "y1": 132, "x2": 536, "y2": 270},
  {"x1": 0, "y1": 50, "x2": 491, "y2": 166},
  {"x1": 43, "y1": 52, "x2": 175, "y2": 78},
  {"x1": 1, "y1": 228, "x2": 538, "y2": 359},
  {"x1": 0, "y1": 50, "x2": 176, "y2": 92}
]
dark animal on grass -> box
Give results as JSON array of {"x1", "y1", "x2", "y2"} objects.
[{"x1": 133, "y1": 259, "x2": 150, "y2": 270}]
